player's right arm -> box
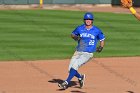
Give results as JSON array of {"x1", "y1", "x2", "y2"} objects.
[
  {"x1": 71, "y1": 34, "x2": 80, "y2": 41},
  {"x1": 71, "y1": 26, "x2": 80, "y2": 41}
]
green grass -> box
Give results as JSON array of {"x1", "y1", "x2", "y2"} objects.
[{"x1": 0, "y1": 10, "x2": 140, "y2": 60}]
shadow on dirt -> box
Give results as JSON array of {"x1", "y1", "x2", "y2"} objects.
[
  {"x1": 48, "y1": 79, "x2": 83, "y2": 91},
  {"x1": 48, "y1": 78, "x2": 63, "y2": 84},
  {"x1": 126, "y1": 91, "x2": 134, "y2": 93},
  {"x1": 71, "y1": 90, "x2": 86, "y2": 93},
  {"x1": 48, "y1": 78, "x2": 77, "y2": 87}
]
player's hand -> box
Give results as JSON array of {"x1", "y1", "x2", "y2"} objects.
[
  {"x1": 121, "y1": 0, "x2": 132, "y2": 8},
  {"x1": 71, "y1": 34, "x2": 80, "y2": 41},
  {"x1": 96, "y1": 46, "x2": 103, "y2": 53}
]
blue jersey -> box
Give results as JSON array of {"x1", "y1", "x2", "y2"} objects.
[{"x1": 72, "y1": 24, "x2": 105, "y2": 53}]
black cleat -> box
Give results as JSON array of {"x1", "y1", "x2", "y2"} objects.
[
  {"x1": 58, "y1": 81, "x2": 68, "y2": 90},
  {"x1": 78, "y1": 74, "x2": 85, "y2": 88}
]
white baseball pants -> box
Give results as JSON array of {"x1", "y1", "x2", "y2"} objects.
[{"x1": 68, "y1": 51, "x2": 93, "y2": 71}]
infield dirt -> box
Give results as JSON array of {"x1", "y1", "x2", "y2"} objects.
[{"x1": 0, "y1": 57, "x2": 140, "y2": 93}]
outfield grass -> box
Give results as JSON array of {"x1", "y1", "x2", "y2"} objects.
[{"x1": 0, "y1": 10, "x2": 140, "y2": 60}]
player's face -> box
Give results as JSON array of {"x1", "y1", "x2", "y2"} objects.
[{"x1": 84, "y1": 20, "x2": 93, "y2": 26}]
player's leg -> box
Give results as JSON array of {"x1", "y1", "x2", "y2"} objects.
[
  {"x1": 58, "y1": 52, "x2": 81, "y2": 89},
  {"x1": 58, "y1": 51, "x2": 79, "y2": 89},
  {"x1": 68, "y1": 51, "x2": 84, "y2": 79},
  {"x1": 58, "y1": 52, "x2": 93, "y2": 89},
  {"x1": 65, "y1": 67, "x2": 79, "y2": 83},
  {"x1": 68, "y1": 52, "x2": 93, "y2": 86},
  {"x1": 68, "y1": 51, "x2": 79, "y2": 71},
  {"x1": 58, "y1": 67, "x2": 80, "y2": 89},
  {"x1": 70, "y1": 52, "x2": 93, "y2": 71},
  {"x1": 74, "y1": 70, "x2": 82, "y2": 78},
  {"x1": 70, "y1": 52, "x2": 93, "y2": 88}
]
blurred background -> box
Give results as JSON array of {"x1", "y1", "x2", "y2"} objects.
[{"x1": 0, "y1": 0, "x2": 139, "y2": 6}]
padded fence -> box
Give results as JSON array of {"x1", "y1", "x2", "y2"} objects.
[
  {"x1": 0, "y1": 0, "x2": 111, "y2": 4},
  {"x1": 0, "y1": 0, "x2": 140, "y2": 6}
]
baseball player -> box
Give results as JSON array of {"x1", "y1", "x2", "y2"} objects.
[
  {"x1": 58, "y1": 12, "x2": 105, "y2": 89},
  {"x1": 121, "y1": 0, "x2": 140, "y2": 21}
]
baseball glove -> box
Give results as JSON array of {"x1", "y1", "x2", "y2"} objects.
[
  {"x1": 96, "y1": 46, "x2": 103, "y2": 53},
  {"x1": 121, "y1": 0, "x2": 133, "y2": 8}
]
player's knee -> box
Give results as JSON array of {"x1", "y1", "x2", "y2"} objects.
[{"x1": 71, "y1": 63, "x2": 79, "y2": 70}]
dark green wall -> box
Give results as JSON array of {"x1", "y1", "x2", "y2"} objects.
[
  {"x1": 0, "y1": 0, "x2": 111, "y2": 4},
  {"x1": 2, "y1": 0, "x2": 28, "y2": 4}
]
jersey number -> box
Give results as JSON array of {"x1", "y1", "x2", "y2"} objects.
[{"x1": 89, "y1": 40, "x2": 95, "y2": 45}]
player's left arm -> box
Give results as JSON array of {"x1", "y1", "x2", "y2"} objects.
[
  {"x1": 96, "y1": 30, "x2": 105, "y2": 53},
  {"x1": 96, "y1": 40, "x2": 105, "y2": 53},
  {"x1": 100, "y1": 40, "x2": 105, "y2": 48}
]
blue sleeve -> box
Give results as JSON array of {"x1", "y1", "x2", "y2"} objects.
[
  {"x1": 71, "y1": 26, "x2": 80, "y2": 36},
  {"x1": 97, "y1": 29, "x2": 105, "y2": 41}
]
